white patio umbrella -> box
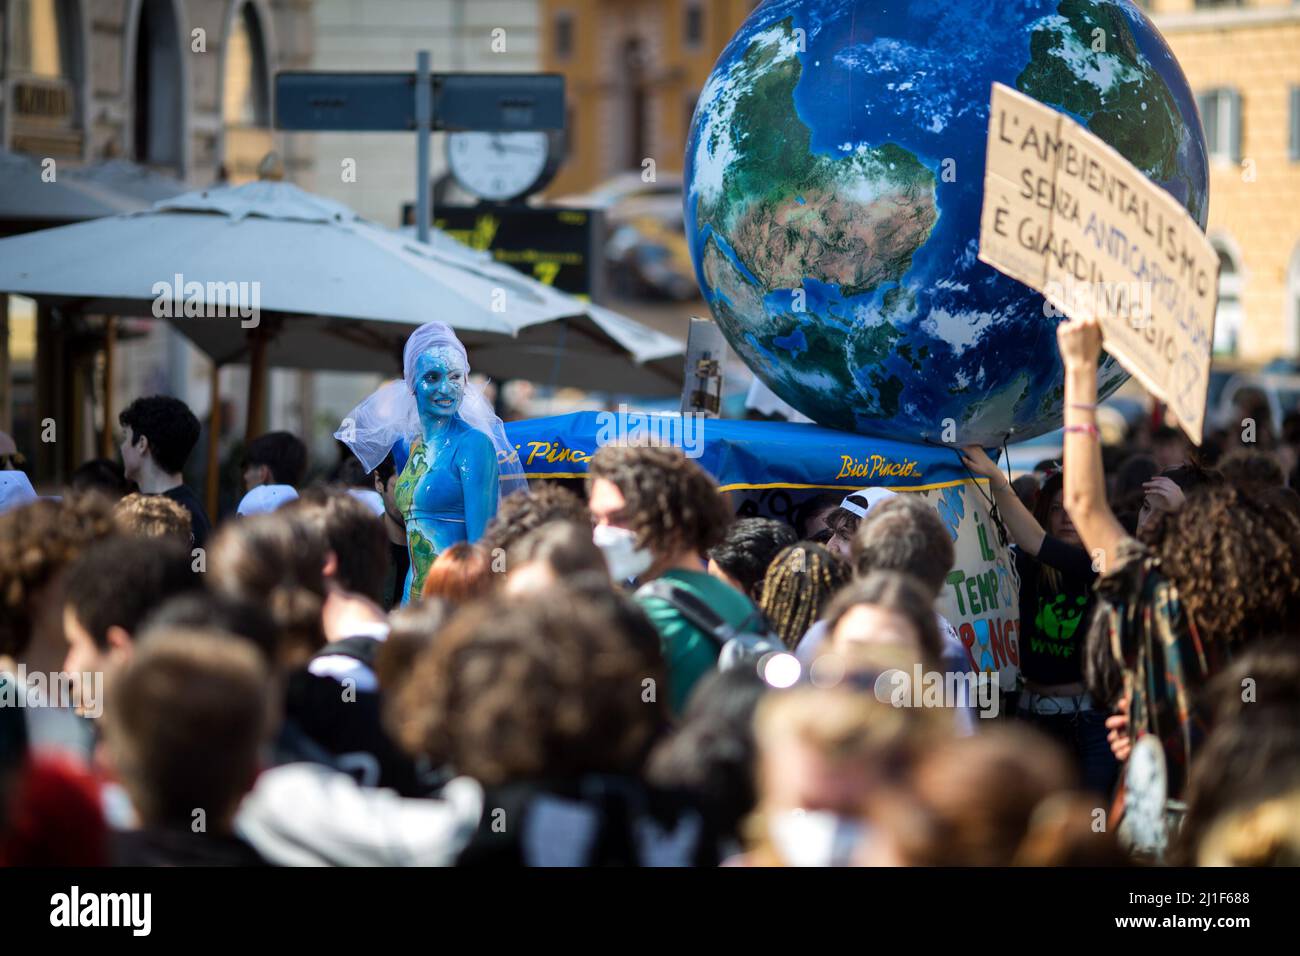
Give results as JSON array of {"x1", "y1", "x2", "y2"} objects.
[
  {"x1": 0, "y1": 181, "x2": 683, "y2": 392},
  {"x1": 0, "y1": 180, "x2": 685, "y2": 510},
  {"x1": 62, "y1": 159, "x2": 188, "y2": 207},
  {"x1": 0, "y1": 149, "x2": 145, "y2": 229},
  {"x1": 0, "y1": 182, "x2": 571, "y2": 329}
]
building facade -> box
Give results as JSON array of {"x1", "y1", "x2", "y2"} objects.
[
  {"x1": 539, "y1": 0, "x2": 758, "y2": 197},
  {"x1": 1145, "y1": 0, "x2": 1300, "y2": 361},
  {"x1": 1, "y1": 0, "x2": 314, "y2": 482},
  {"x1": 1, "y1": 0, "x2": 314, "y2": 195}
]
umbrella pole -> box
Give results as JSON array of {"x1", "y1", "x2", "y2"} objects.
[
  {"x1": 100, "y1": 316, "x2": 117, "y2": 459},
  {"x1": 206, "y1": 361, "x2": 222, "y2": 522},
  {"x1": 245, "y1": 325, "x2": 268, "y2": 441}
]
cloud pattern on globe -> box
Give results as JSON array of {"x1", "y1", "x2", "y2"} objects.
[{"x1": 685, "y1": 0, "x2": 1209, "y2": 445}]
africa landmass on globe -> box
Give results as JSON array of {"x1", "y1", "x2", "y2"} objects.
[{"x1": 685, "y1": 0, "x2": 1209, "y2": 444}]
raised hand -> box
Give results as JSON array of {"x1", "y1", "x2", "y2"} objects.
[{"x1": 1056, "y1": 315, "x2": 1103, "y2": 368}]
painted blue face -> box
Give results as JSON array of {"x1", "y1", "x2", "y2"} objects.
[{"x1": 413, "y1": 347, "x2": 467, "y2": 420}]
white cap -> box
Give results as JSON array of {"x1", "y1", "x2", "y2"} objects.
[
  {"x1": 237, "y1": 483, "x2": 299, "y2": 516},
  {"x1": 0, "y1": 471, "x2": 38, "y2": 515},
  {"x1": 839, "y1": 487, "x2": 898, "y2": 519},
  {"x1": 347, "y1": 488, "x2": 386, "y2": 517}
]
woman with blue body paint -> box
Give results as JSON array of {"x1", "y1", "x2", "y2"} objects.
[{"x1": 335, "y1": 322, "x2": 524, "y2": 603}]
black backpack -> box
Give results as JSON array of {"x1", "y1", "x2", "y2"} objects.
[
  {"x1": 456, "y1": 775, "x2": 723, "y2": 867},
  {"x1": 635, "y1": 579, "x2": 784, "y2": 671},
  {"x1": 282, "y1": 637, "x2": 443, "y2": 796}
]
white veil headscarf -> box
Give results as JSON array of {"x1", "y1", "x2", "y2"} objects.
[{"x1": 334, "y1": 322, "x2": 526, "y2": 499}]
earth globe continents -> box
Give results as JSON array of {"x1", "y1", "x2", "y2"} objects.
[{"x1": 684, "y1": 0, "x2": 1209, "y2": 444}]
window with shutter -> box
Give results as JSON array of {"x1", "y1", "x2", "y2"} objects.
[
  {"x1": 1196, "y1": 88, "x2": 1241, "y2": 163},
  {"x1": 1197, "y1": 91, "x2": 1219, "y2": 158},
  {"x1": 1290, "y1": 87, "x2": 1300, "y2": 162},
  {"x1": 1213, "y1": 242, "x2": 1244, "y2": 357},
  {"x1": 1228, "y1": 89, "x2": 1242, "y2": 163}
]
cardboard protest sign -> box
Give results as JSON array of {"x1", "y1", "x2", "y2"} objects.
[
  {"x1": 913, "y1": 483, "x2": 1020, "y2": 690},
  {"x1": 735, "y1": 482, "x2": 1021, "y2": 691},
  {"x1": 978, "y1": 82, "x2": 1218, "y2": 443}
]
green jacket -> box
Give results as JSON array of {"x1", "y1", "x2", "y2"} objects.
[{"x1": 636, "y1": 568, "x2": 759, "y2": 716}]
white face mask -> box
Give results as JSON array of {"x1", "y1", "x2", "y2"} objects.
[
  {"x1": 768, "y1": 809, "x2": 868, "y2": 867},
  {"x1": 592, "y1": 524, "x2": 653, "y2": 582}
]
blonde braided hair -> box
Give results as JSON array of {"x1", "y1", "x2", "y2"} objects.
[{"x1": 758, "y1": 542, "x2": 850, "y2": 650}]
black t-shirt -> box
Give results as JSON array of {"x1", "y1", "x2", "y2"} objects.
[
  {"x1": 280, "y1": 663, "x2": 436, "y2": 798},
  {"x1": 382, "y1": 540, "x2": 410, "y2": 609},
  {"x1": 161, "y1": 484, "x2": 212, "y2": 550},
  {"x1": 1015, "y1": 535, "x2": 1096, "y2": 686}
]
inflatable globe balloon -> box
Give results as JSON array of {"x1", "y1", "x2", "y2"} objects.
[{"x1": 685, "y1": 0, "x2": 1209, "y2": 444}]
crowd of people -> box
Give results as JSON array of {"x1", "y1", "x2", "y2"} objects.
[{"x1": 1, "y1": 317, "x2": 1299, "y2": 867}]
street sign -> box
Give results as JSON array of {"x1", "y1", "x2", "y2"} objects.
[
  {"x1": 434, "y1": 75, "x2": 565, "y2": 132},
  {"x1": 276, "y1": 59, "x2": 567, "y2": 245},
  {"x1": 274, "y1": 73, "x2": 416, "y2": 131},
  {"x1": 275, "y1": 72, "x2": 565, "y2": 132}
]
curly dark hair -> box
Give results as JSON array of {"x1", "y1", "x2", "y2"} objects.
[
  {"x1": 1161, "y1": 461, "x2": 1223, "y2": 497},
  {"x1": 759, "y1": 542, "x2": 851, "y2": 649},
  {"x1": 1217, "y1": 448, "x2": 1286, "y2": 490},
  {"x1": 587, "y1": 445, "x2": 732, "y2": 557},
  {"x1": 707, "y1": 517, "x2": 798, "y2": 601},
  {"x1": 118, "y1": 395, "x2": 201, "y2": 475},
  {"x1": 478, "y1": 481, "x2": 589, "y2": 555},
  {"x1": 0, "y1": 494, "x2": 115, "y2": 659},
  {"x1": 1087, "y1": 481, "x2": 1299, "y2": 707},
  {"x1": 393, "y1": 588, "x2": 661, "y2": 787},
  {"x1": 1141, "y1": 483, "x2": 1300, "y2": 647}
]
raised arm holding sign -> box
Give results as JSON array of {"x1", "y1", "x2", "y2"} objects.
[{"x1": 978, "y1": 82, "x2": 1218, "y2": 443}]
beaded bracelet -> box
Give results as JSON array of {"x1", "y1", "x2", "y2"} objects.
[{"x1": 1064, "y1": 423, "x2": 1100, "y2": 437}]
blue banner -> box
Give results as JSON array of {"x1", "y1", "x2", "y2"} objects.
[{"x1": 503, "y1": 411, "x2": 977, "y2": 493}]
